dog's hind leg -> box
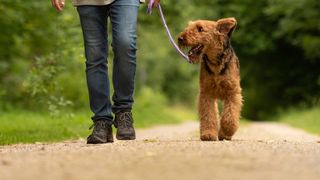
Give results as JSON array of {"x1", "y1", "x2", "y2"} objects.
[
  {"x1": 198, "y1": 92, "x2": 219, "y2": 141},
  {"x1": 219, "y1": 93, "x2": 242, "y2": 140}
]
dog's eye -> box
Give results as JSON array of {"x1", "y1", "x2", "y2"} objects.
[{"x1": 198, "y1": 27, "x2": 204, "y2": 32}]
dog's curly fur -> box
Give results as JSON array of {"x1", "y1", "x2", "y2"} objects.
[{"x1": 178, "y1": 18, "x2": 243, "y2": 141}]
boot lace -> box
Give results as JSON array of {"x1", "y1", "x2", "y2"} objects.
[
  {"x1": 89, "y1": 120, "x2": 106, "y2": 131},
  {"x1": 117, "y1": 112, "x2": 133, "y2": 129}
]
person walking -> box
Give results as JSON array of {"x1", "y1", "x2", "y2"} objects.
[{"x1": 51, "y1": 0, "x2": 160, "y2": 144}]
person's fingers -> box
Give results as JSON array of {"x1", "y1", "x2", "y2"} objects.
[
  {"x1": 60, "y1": 0, "x2": 65, "y2": 9},
  {"x1": 51, "y1": 0, "x2": 57, "y2": 9},
  {"x1": 153, "y1": 0, "x2": 160, "y2": 8},
  {"x1": 52, "y1": 0, "x2": 63, "y2": 11},
  {"x1": 56, "y1": 0, "x2": 63, "y2": 11}
]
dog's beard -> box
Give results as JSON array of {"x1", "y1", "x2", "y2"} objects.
[
  {"x1": 182, "y1": 44, "x2": 204, "y2": 61},
  {"x1": 179, "y1": 42, "x2": 205, "y2": 63},
  {"x1": 187, "y1": 44, "x2": 204, "y2": 60}
]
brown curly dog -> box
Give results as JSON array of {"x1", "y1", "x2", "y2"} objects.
[{"x1": 178, "y1": 18, "x2": 243, "y2": 141}]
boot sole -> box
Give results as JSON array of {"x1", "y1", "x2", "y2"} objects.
[
  {"x1": 87, "y1": 140, "x2": 113, "y2": 144},
  {"x1": 87, "y1": 136, "x2": 114, "y2": 144},
  {"x1": 116, "y1": 134, "x2": 136, "y2": 140}
]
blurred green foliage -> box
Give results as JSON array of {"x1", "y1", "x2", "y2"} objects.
[
  {"x1": 0, "y1": 0, "x2": 319, "y2": 120},
  {"x1": 277, "y1": 106, "x2": 320, "y2": 135}
]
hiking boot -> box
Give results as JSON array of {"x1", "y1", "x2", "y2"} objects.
[
  {"x1": 87, "y1": 120, "x2": 114, "y2": 144},
  {"x1": 114, "y1": 111, "x2": 136, "y2": 140}
]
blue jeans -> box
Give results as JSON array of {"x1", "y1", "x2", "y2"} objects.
[{"x1": 77, "y1": 0, "x2": 139, "y2": 123}]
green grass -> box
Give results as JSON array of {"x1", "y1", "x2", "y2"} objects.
[
  {"x1": 0, "y1": 106, "x2": 195, "y2": 145},
  {"x1": 0, "y1": 111, "x2": 88, "y2": 145},
  {"x1": 277, "y1": 106, "x2": 320, "y2": 135},
  {"x1": 239, "y1": 119, "x2": 251, "y2": 126},
  {"x1": 0, "y1": 105, "x2": 253, "y2": 145},
  {"x1": 0, "y1": 88, "x2": 196, "y2": 145}
]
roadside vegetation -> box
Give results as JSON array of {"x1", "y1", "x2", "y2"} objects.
[
  {"x1": 0, "y1": 89, "x2": 196, "y2": 145},
  {"x1": 277, "y1": 107, "x2": 320, "y2": 135}
]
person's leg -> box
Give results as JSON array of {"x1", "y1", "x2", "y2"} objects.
[
  {"x1": 110, "y1": 0, "x2": 139, "y2": 113},
  {"x1": 77, "y1": 5, "x2": 113, "y2": 124},
  {"x1": 77, "y1": 5, "x2": 114, "y2": 143},
  {"x1": 109, "y1": 0, "x2": 139, "y2": 140}
]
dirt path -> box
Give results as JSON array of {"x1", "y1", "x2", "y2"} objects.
[{"x1": 0, "y1": 121, "x2": 319, "y2": 180}]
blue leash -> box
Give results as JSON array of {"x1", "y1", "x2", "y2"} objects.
[{"x1": 147, "y1": 1, "x2": 191, "y2": 63}]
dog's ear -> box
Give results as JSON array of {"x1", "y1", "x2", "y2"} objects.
[{"x1": 216, "y1": 18, "x2": 237, "y2": 37}]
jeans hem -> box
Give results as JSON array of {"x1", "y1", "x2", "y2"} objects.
[{"x1": 92, "y1": 117, "x2": 114, "y2": 124}]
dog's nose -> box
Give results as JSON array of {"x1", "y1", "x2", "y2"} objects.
[{"x1": 178, "y1": 36, "x2": 185, "y2": 44}]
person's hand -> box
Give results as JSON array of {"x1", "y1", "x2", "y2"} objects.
[
  {"x1": 147, "y1": 0, "x2": 160, "y2": 14},
  {"x1": 153, "y1": 0, "x2": 161, "y2": 8},
  {"x1": 148, "y1": 0, "x2": 161, "y2": 9},
  {"x1": 51, "y1": 0, "x2": 65, "y2": 11}
]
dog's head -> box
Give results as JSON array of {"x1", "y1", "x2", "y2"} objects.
[{"x1": 178, "y1": 18, "x2": 237, "y2": 63}]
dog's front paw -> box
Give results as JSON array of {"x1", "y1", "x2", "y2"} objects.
[
  {"x1": 200, "y1": 131, "x2": 218, "y2": 141},
  {"x1": 218, "y1": 136, "x2": 232, "y2": 141},
  {"x1": 218, "y1": 131, "x2": 232, "y2": 141}
]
